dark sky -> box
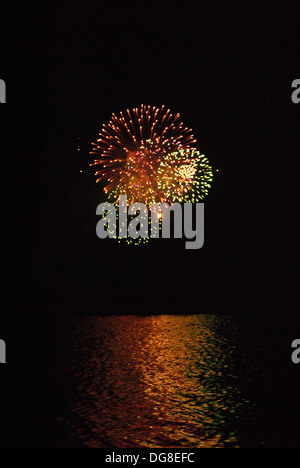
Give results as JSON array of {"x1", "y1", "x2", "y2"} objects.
[{"x1": 2, "y1": 2, "x2": 299, "y2": 314}]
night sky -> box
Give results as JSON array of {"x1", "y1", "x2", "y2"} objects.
[{"x1": 1, "y1": 2, "x2": 299, "y2": 316}]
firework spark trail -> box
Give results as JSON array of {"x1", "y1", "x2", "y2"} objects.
[
  {"x1": 91, "y1": 105, "x2": 213, "y2": 208},
  {"x1": 157, "y1": 149, "x2": 213, "y2": 203}
]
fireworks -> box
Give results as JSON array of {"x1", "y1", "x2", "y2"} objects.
[
  {"x1": 91, "y1": 105, "x2": 213, "y2": 245},
  {"x1": 157, "y1": 148, "x2": 213, "y2": 203},
  {"x1": 90, "y1": 104, "x2": 212, "y2": 206}
]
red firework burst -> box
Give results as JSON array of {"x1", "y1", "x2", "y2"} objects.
[{"x1": 90, "y1": 105, "x2": 197, "y2": 204}]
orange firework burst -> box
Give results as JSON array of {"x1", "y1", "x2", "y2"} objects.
[{"x1": 90, "y1": 105, "x2": 197, "y2": 205}]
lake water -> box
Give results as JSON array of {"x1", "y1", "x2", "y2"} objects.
[{"x1": 0, "y1": 313, "x2": 299, "y2": 447}]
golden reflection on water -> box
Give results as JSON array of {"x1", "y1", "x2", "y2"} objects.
[{"x1": 64, "y1": 315, "x2": 250, "y2": 448}]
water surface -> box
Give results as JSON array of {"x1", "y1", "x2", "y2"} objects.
[
  {"x1": 54, "y1": 315, "x2": 254, "y2": 448},
  {"x1": 2, "y1": 312, "x2": 299, "y2": 448}
]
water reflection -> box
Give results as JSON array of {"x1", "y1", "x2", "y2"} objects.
[{"x1": 62, "y1": 315, "x2": 252, "y2": 448}]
